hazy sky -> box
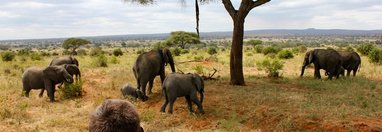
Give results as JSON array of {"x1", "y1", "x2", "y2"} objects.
[{"x1": 0, "y1": 0, "x2": 381, "y2": 40}]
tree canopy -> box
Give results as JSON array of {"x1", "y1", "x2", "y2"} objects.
[
  {"x1": 62, "y1": 38, "x2": 91, "y2": 55},
  {"x1": 246, "y1": 39, "x2": 263, "y2": 47},
  {"x1": 164, "y1": 31, "x2": 200, "y2": 49}
]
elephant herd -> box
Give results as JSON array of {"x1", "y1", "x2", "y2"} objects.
[{"x1": 300, "y1": 49, "x2": 361, "y2": 79}]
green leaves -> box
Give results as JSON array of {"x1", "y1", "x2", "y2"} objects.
[
  {"x1": 165, "y1": 31, "x2": 200, "y2": 49},
  {"x1": 62, "y1": 38, "x2": 91, "y2": 50}
]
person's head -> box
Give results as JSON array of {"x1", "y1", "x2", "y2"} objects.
[{"x1": 89, "y1": 99, "x2": 144, "y2": 132}]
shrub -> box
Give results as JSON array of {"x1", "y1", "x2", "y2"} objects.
[
  {"x1": 112, "y1": 48, "x2": 123, "y2": 56},
  {"x1": 262, "y1": 46, "x2": 282, "y2": 55},
  {"x1": 52, "y1": 52, "x2": 59, "y2": 56},
  {"x1": 89, "y1": 47, "x2": 105, "y2": 56},
  {"x1": 171, "y1": 48, "x2": 181, "y2": 56},
  {"x1": 17, "y1": 48, "x2": 31, "y2": 56},
  {"x1": 136, "y1": 49, "x2": 145, "y2": 54},
  {"x1": 110, "y1": 56, "x2": 119, "y2": 64},
  {"x1": 277, "y1": 50, "x2": 294, "y2": 59},
  {"x1": 62, "y1": 49, "x2": 71, "y2": 55},
  {"x1": 93, "y1": 54, "x2": 108, "y2": 67},
  {"x1": 1, "y1": 51, "x2": 15, "y2": 62},
  {"x1": 40, "y1": 51, "x2": 50, "y2": 56},
  {"x1": 345, "y1": 46, "x2": 355, "y2": 52},
  {"x1": 368, "y1": 48, "x2": 382, "y2": 64},
  {"x1": 180, "y1": 49, "x2": 189, "y2": 54},
  {"x1": 254, "y1": 45, "x2": 264, "y2": 53},
  {"x1": 30, "y1": 53, "x2": 42, "y2": 61},
  {"x1": 77, "y1": 49, "x2": 87, "y2": 56},
  {"x1": 357, "y1": 43, "x2": 376, "y2": 55},
  {"x1": 194, "y1": 55, "x2": 204, "y2": 61},
  {"x1": 207, "y1": 47, "x2": 218, "y2": 55},
  {"x1": 256, "y1": 58, "x2": 284, "y2": 77},
  {"x1": 61, "y1": 81, "x2": 83, "y2": 99}
]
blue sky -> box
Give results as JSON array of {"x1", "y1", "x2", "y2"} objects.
[{"x1": 0, "y1": 0, "x2": 381, "y2": 40}]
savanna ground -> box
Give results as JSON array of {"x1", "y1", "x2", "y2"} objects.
[{"x1": 0, "y1": 47, "x2": 382, "y2": 131}]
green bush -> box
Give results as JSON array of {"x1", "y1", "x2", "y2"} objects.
[
  {"x1": 171, "y1": 48, "x2": 181, "y2": 56},
  {"x1": 61, "y1": 81, "x2": 83, "y2": 99},
  {"x1": 62, "y1": 49, "x2": 71, "y2": 55},
  {"x1": 180, "y1": 49, "x2": 189, "y2": 54},
  {"x1": 17, "y1": 48, "x2": 31, "y2": 56},
  {"x1": 368, "y1": 48, "x2": 382, "y2": 64},
  {"x1": 1, "y1": 51, "x2": 15, "y2": 62},
  {"x1": 194, "y1": 55, "x2": 204, "y2": 61},
  {"x1": 112, "y1": 48, "x2": 123, "y2": 56},
  {"x1": 207, "y1": 47, "x2": 218, "y2": 55},
  {"x1": 40, "y1": 51, "x2": 50, "y2": 56},
  {"x1": 192, "y1": 65, "x2": 204, "y2": 74},
  {"x1": 30, "y1": 53, "x2": 42, "y2": 61},
  {"x1": 136, "y1": 49, "x2": 145, "y2": 54},
  {"x1": 256, "y1": 58, "x2": 284, "y2": 77},
  {"x1": 93, "y1": 54, "x2": 108, "y2": 67},
  {"x1": 345, "y1": 46, "x2": 355, "y2": 52},
  {"x1": 110, "y1": 56, "x2": 119, "y2": 64},
  {"x1": 277, "y1": 50, "x2": 294, "y2": 59},
  {"x1": 90, "y1": 47, "x2": 105, "y2": 56},
  {"x1": 254, "y1": 45, "x2": 264, "y2": 53},
  {"x1": 357, "y1": 43, "x2": 376, "y2": 55},
  {"x1": 262, "y1": 46, "x2": 282, "y2": 55}
]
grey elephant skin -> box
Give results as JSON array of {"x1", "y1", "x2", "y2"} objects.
[
  {"x1": 160, "y1": 73, "x2": 204, "y2": 114},
  {"x1": 40, "y1": 64, "x2": 81, "y2": 95},
  {"x1": 22, "y1": 66, "x2": 74, "y2": 102},
  {"x1": 49, "y1": 56, "x2": 79, "y2": 66},
  {"x1": 300, "y1": 49, "x2": 342, "y2": 79},
  {"x1": 120, "y1": 84, "x2": 145, "y2": 101},
  {"x1": 133, "y1": 48, "x2": 175, "y2": 100},
  {"x1": 338, "y1": 51, "x2": 361, "y2": 76}
]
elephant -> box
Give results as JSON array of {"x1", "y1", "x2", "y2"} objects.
[
  {"x1": 49, "y1": 56, "x2": 79, "y2": 66},
  {"x1": 160, "y1": 73, "x2": 204, "y2": 114},
  {"x1": 133, "y1": 48, "x2": 175, "y2": 100},
  {"x1": 120, "y1": 84, "x2": 145, "y2": 101},
  {"x1": 89, "y1": 99, "x2": 144, "y2": 132},
  {"x1": 22, "y1": 66, "x2": 74, "y2": 102},
  {"x1": 300, "y1": 49, "x2": 342, "y2": 80},
  {"x1": 338, "y1": 51, "x2": 361, "y2": 76},
  {"x1": 41, "y1": 64, "x2": 81, "y2": 95}
]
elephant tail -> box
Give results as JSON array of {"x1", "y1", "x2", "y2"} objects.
[
  {"x1": 358, "y1": 60, "x2": 361, "y2": 72},
  {"x1": 162, "y1": 86, "x2": 168, "y2": 102}
]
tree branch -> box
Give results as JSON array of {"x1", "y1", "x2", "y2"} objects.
[
  {"x1": 222, "y1": 0, "x2": 237, "y2": 19},
  {"x1": 251, "y1": 0, "x2": 271, "y2": 8}
]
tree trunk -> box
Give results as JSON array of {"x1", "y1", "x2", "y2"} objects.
[
  {"x1": 230, "y1": 17, "x2": 245, "y2": 85},
  {"x1": 195, "y1": 0, "x2": 200, "y2": 37}
]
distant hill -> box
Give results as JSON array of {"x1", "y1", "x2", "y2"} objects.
[{"x1": 1, "y1": 29, "x2": 382, "y2": 45}]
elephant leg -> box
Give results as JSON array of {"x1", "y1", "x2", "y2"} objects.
[
  {"x1": 191, "y1": 95, "x2": 204, "y2": 114},
  {"x1": 160, "y1": 72, "x2": 165, "y2": 84},
  {"x1": 45, "y1": 82, "x2": 55, "y2": 102},
  {"x1": 314, "y1": 68, "x2": 321, "y2": 79},
  {"x1": 353, "y1": 69, "x2": 357, "y2": 76},
  {"x1": 148, "y1": 79, "x2": 154, "y2": 94},
  {"x1": 160, "y1": 97, "x2": 169, "y2": 113},
  {"x1": 346, "y1": 70, "x2": 351, "y2": 76},
  {"x1": 168, "y1": 98, "x2": 177, "y2": 114},
  {"x1": 24, "y1": 89, "x2": 31, "y2": 97},
  {"x1": 185, "y1": 95, "x2": 193, "y2": 113},
  {"x1": 39, "y1": 89, "x2": 44, "y2": 97},
  {"x1": 141, "y1": 82, "x2": 148, "y2": 100}
]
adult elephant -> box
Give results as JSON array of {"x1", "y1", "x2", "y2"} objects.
[
  {"x1": 338, "y1": 51, "x2": 361, "y2": 76},
  {"x1": 133, "y1": 48, "x2": 175, "y2": 100},
  {"x1": 49, "y1": 56, "x2": 79, "y2": 66},
  {"x1": 22, "y1": 66, "x2": 74, "y2": 102},
  {"x1": 300, "y1": 49, "x2": 342, "y2": 80}
]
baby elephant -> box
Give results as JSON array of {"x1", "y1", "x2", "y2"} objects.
[
  {"x1": 120, "y1": 84, "x2": 146, "y2": 101},
  {"x1": 160, "y1": 73, "x2": 205, "y2": 114},
  {"x1": 89, "y1": 99, "x2": 144, "y2": 132}
]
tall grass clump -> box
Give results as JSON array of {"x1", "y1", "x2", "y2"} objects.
[
  {"x1": 110, "y1": 56, "x2": 119, "y2": 64},
  {"x1": 254, "y1": 45, "x2": 264, "y2": 53},
  {"x1": 207, "y1": 47, "x2": 218, "y2": 55},
  {"x1": 90, "y1": 47, "x2": 105, "y2": 56},
  {"x1": 257, "y1": 58, "x2": 284, "y2": 77},
  {"x1": 1, "y1": 51, "x2": 15, "y2": 62},
  {"x1": 30, "y1": 53, "x2": 42, "y2": 61},
  {"x1": 61, "y1": 81, "x2": 83, "y2": 99}
]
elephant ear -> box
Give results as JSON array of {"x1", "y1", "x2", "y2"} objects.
[
  {"x1": 43, "y1": 66, "x2": 60, "y2": 83},
  {"x1": 308, "y1": 51, "x2": 314, "y2": 64},
  {"x1": 192, "y1": 74, "x2": 204, "y2": 93},
  {"x1": 162, "y1": 48, "x2": 174, "y2": 65},
  {"x1": 161, "y1": 49, "x2": 169, "y2": 66}
]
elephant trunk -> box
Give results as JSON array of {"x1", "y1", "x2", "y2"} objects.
[
  {"x1": 300, "y1": 66, "x2": 306, "y2": 77},
  {"x1": 170, "y1": 63, "x2": 175, "y2": 73}
]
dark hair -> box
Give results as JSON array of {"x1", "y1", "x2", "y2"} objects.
[{"x1": 89, "y1": 99, "x2": 143, "y2": 132}]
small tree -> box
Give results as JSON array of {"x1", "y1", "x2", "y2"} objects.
[
  {"x1": 256, "y1": 58, "x2": 284, "y2": 78},
  {"x1": 1, "y1": 51, "x2": 15, "y2": 62},
  {"x1": 165, "y1": 31, "x2": 200, "y2": 49},
  {"x1": 246, "y1": 39, "x2": 262, "y2": 47},
  {"x1": 368, "y1": 48, "x2": 382, "y2": 64},
  {"x1": 62, "y1": 38, "x2": 91, "y2": 55},
  {"x1": 277, "y1": 49, "x2": 294, "y2": 59},
  {"x1": 357, "y1": 43, "x2": 376, "y2": 55},
  {"x1": 113, "y1": 48, "x2": 124, "y2": 56}
]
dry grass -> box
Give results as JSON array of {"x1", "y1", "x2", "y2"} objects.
[{"x1": 0, "y1": 47, "x2": 382, "y2": 131}]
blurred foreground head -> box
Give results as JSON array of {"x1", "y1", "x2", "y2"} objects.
[{"x1": 89, "y1": 99, "x2": 144, "y2": 132}]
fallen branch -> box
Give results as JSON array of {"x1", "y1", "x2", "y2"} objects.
[
  {"x1": 202, "y1": 68, "x2": 218, "y2": 80},
  {"x1": 177, "y1": 60, "x2": 203, "y2": 64}
]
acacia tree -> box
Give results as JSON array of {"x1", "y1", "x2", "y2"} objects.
[
  {"x1": 124, "y1": 0, "x2": 270, "y2": 85},
  {"x1": 63, "y1": 38, "x2": 91, "y2": 55},
  {"x1": 165, "y1": 31, "x2": 200, "y2": 49}
]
